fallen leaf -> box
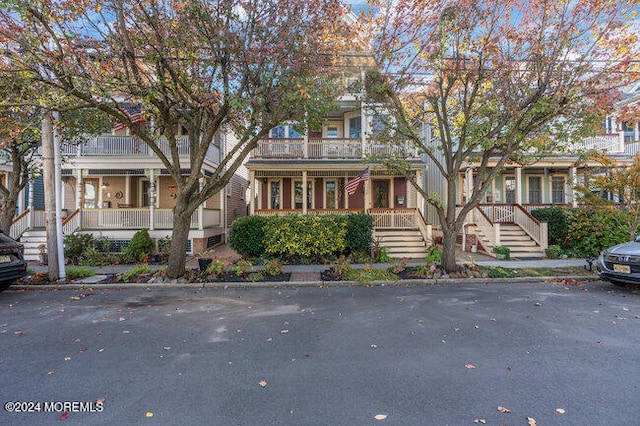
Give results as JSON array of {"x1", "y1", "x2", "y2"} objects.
[
  {"x1": 527, "y1": 417, "x2": 537, "y2": 425},
  {"x1": 119, "y1": 317, "x2": 126, "y2": 322},
  {"x1": 74, "y1": 339, "x2": 81, "y2": 343},
  {"x1": 64, "y1": 357, "x2": 71, "y2": 361},
  {"x1": 556, "y1": 408, "x2": 565, "y2": 414},
  {"x1": 465, "y1": 364, "x2": 476, "y2": 369},
  {"x1": 453, "y1": 327, "x2": 461, "y2": 332},
  {"x1": 281, "y1": 329, "x2": 289, "y2": 334},
  {"x1": 473, "y1": 420, "x2": 487, "y2": 424},
  {"x1": 78, "y1": 348, "x2": 86, "y2": 353},
  {"x1": 60, "y1": 412, "x2": 69, "y2": 420},
  {"x1": 498, "y1": 406, "x2": 511, "y2": 413},
  {"x1": 534, "y1": 302, "x2": 542, "y2": 307},
  {"x1": 163, "y1": 347, "x2": 171, "y2": 351},
  {"x1": 99, "y1": 348, "x2": 105, "y2": 352},
  {"x1": 96, "y1": 398, "x2": 105, "y2": 404},
  {"x1": 258, "y1": 380, "x2": 267, "y2": 388},
  {"x1": 370, "y1": 344, "x2": 378, "y2": 349},
  {"x1": 374, "y1": 414, "x2": 388, "y2": 420},
  {"x1": 47, "y1": 371, "x2": 55, "y2": 375},
  {"x1": 145, "y1": 412, "x2": 153, "y2": 418}
]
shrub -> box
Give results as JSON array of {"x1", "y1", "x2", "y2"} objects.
[
  {"x1": 263, "y1": 214, "x2": 347, "y2": 257},
  {"x1": 64, "y1": 233, "x2": 95, "y2": 264},
  {"x1": 232, "y1": 259, "x2": 252, "y2": 276},
  {"x1": 376, "y1": 247, "x2": 390, "y2": 262},
  {"x1": 388, "y1": 258, "x2": 407, "y2": 274},
  {"x1": 263, "y1": 258, "x2": 285, "y2": 276},
  {"x1": 346, "y1": 263, "x2": 398, "y2": 284},
  {"x1": 122, "y1": 228, "x2": 155, "y2": 264},
  {"x1": 66, "y1": 266, "x2": 94, "y2": 279},
  {"x1": 229, "y1": 216, "x2": 266, "y2": 257},
  {"x1": 345, "y1": 214, "x2": 373, "y2": 253},
  {"x1": 492, "y1": 245, "x2": 510, "y2": 259},
  {"x1": 425, "y1": 246, "x2": 442, "y2": 264},
  {"x1": 566, "y1": 208, "x2": 630, "y2": 257},
  {"x1": 119, "y1": 264, "x2": 153, "y2": 282},
  {"x1": 531, "y1": 206, "x2": 568, "y2": 246},
  {"x1": 206, "y1": 257, "x2": 230, "y2": 276},
  {"x1": 78, "y1": 246, "x2": 120, "y2": 267},
  {"x1": 330, "y1": 255, "x2": 352, "y2": 276},
  {"x1": 545, "y1": 245, "x2": 563, "y2": 259}
]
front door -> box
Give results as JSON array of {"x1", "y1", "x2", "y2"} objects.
[
  {"x1": 82, "y1": 178, "x2": 99, "y2": 208},
  {"x1": 373, "y1": 180, "x2": 389, "y2": 208}
]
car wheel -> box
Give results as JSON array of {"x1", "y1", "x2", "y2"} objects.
[{"x1": 0, "y1": 281, "x2": 13, "y2": 292}]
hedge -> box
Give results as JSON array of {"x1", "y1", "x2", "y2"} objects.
[
  {"x1": 531, "y1": 206, "x2": 567, "y2": 246},
  {"x1": 229, "y1": 216, "x2": 266, "y2": 257}
]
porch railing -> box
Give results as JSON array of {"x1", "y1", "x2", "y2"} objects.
[
  {"x1": 369, "y1": 208, "x2": 433, "y2": 245},
  {"x1": 476, "y1": 204, "x2": 547, "y2": 249},
  {"x1": 62, "y1": 209, "x2": 81, "y2": 235},
  {"x1": 10, "y1": 209, "x2": 31, "y2": 239},
  {"x1": 254, "y1": 209, "x2": 361, "y2": 216},
  {"x1": 78, "y1": 208, "x2": 220, "y2": 230},
  {"x1": 61, "y1": 135, "x2": 221, "y2": 163},
  {"x1": 251, "y1": 137, "x2": 419, "y2": 160},
  {"x1": 572, "y1": 134, "x2": 622, "y2": 153}
]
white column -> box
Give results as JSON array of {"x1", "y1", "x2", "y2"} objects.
[
  {"x1": 75, "y1": 169, "x2": 82, "y2": 209},
  {"x1": 617, "y1": 119, "x2": 625, "y2": 152},
  {"x1": 28, "y1": 175, "x2": 35, "y2": 228},
  {"x1": 302, "y1": 171, "x2": 308, "y2": 214},
  {"x1": 198, "y1": 177, "x2": 204, "y2": 231},
  {"x1": 149, "y1": 169, "x2": 155, "y2": 230},
  {"x1": 125, "y1": 176, "x2": 131, "y2": 205},
  {"x1": 249, "y1": 171, "x2": 255, "y2": 215},
  {"x1": 635, "y1": 121, "x2": 639, "y2": 142},
  {"x1": 364, "y1": 177, "x2": 371, "y2": 211},
  {"x1": 571, "y1": 167, "x2": 578, "y2": 208},
  {"x1": 515, "y1": 167, "x2": 523, "y2": 205},
  {"x1": 389, "y1": 177, "x2": 395, "y2": 209},
  {"x1": 415, "y1": 170, "x2": 423, "y2": 212}
]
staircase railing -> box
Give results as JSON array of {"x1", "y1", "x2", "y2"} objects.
[
  {"x1": 513, "y1": 204, "x2": 548, "y2": 250},
  {"x1": 369, "y1": 208, "x2": 433, "y2": 246},
  {"x1": 472, "y1": 206, "x2": 500, "y2": 247},
  {"x1": 10, "y1": 208, "x2": 31, "y2": 239},
  {"x1": 414, "y1": 209, "x2": 433, "y2": 247},
  {"x1": 62, "y1": 209, "x2": 81, "y2": 235}
]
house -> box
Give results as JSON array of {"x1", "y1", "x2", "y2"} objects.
[
  {"x1": 426, "y1": 81, "x2": 640, "y2": 258},
  {"x1": 244, "y1": 68, "x2": 433, "y2": 259},
  {"x1": 11, "y1": 116, "x2": 249, "y2": 261}
]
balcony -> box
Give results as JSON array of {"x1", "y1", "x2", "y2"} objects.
[
  {"x1": 61, "y1": 136, "x2": 221, "y2": 163},
  {"x1": 251, "y1": 137, "x2": 420, "y2": 160}
]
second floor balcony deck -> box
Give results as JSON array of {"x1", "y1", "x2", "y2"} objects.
[
  {"x1": 61, "y1": 136, "x2": 221, "y2": 164},
  {"x1": 250, "y1": 137, "x2": 421, "y2": 160}
]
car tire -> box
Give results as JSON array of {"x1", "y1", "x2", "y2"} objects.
[{"x1": 0, "y1": 281, "x2": 13, "y2": 292}]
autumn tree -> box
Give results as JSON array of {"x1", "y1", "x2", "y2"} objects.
[
  {"x1": 364, "y1": 0, "x2": 639, "y2": 271},
  {"x1": 1, "y1": 0, "x2": 349, "y2": 278}
]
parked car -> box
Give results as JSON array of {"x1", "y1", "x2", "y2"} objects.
[
  {"x1": 596, "y1": 237, "x2": 640, "y2": 285},
  {"x1": 0, "y1": 231, "x2": 27, "y2": 292}
]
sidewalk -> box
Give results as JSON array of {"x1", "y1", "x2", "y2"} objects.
[{"x1": 24, "y1": 244, "x2": 593, "y2": 283}]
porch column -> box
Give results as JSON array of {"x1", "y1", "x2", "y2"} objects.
[
  {"x1": 198, "y1": 177, "x2": 204, "y2": 231},
  {"x1": 389, "y1": 176, "x2": 395, "y2": 209},
  {"x1": 635, "y1": 121, "x2": 639, "y2": 142},
  {"x1": 617, "y1": 119, "x2": 625, "y2": 152},
  {"x1": 571, "y1": 167, "x2": 578, "y2": 208},
  {"x1": 249, "y1": 171, "x2": 255, "y2": 215},
  {"x1": 364, "y1": 176, "x2": 371, "y2": 211},
  {"x1": 149, "y1": 169, "x2": 155, "y2": 230},
  {"x1": 416, "y1": 170, "x2": 423, "y2": 212},
  {"x1": 465, "y1": 167, "x2": 474, "y2": 203},
  {"x1": 303, "y1": 119, "x2": 309, "y2": 159},
  {"x1": 302, "y1": 171, "x2": 308, "y2": 214},
  {"x1": 75, "y1": 169, "x2": 82, "y2": 209},
  {"x1": 360, "y1": 70, "x2": 366, "y2": 158},
  {"x1": 125, "y1": 176, "x2": 131, "y2": 205},
  {"x1": 515, "y1": 166, "x2": 523, "y2": 204},
  {"x1": 28, "y1": 177, "x2": 34, "y2": 228}
]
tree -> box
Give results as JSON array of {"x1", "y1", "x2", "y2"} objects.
[
  {"x1": 1, "y1": 0, "x2": 349, "y2": 278},
  {"x1": 575, "y1": 151, "x2": 640, "y2": 241},
  {"x1": 364, "y1": 0, "x2": 638, "y2": 271}
]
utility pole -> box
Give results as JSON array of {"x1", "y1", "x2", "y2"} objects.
[{"x1": 42, "y1": 110, "x2": 59, "y2": 281}]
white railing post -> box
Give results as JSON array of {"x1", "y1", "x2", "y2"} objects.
[
  {"x1": 494, "y1": 222, "x2": 501, "y2": 247},
  {"x1": 540, "y1": 222, "x2": 548, "y2": 250}
]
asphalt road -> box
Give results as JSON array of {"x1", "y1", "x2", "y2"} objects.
[{"x1": 1, "y1": 280, "x2": 639, "y2": 425}]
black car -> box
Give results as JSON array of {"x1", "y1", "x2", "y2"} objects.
[
  {"x1": 596, "y1": 237, "x2": 640, "y2": 285},
  {"x1": 0, "y1": 231, "x2": 27, "y2": 291}
]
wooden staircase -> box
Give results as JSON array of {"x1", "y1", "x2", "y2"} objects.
[
  {"x1": 476, "y1": 224, "x2": 544, "y2": 259},
  {"x1": 18, "y1": 230, "x2": 47, "y2": 261},
  {"x1": 374, "y1": 229, "x2": 429, "y2": 259}
]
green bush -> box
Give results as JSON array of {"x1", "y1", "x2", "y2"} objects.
[
  {"x1": 492, "y1": 245, "x2": 510, "y2": 259},
  {"x1": 263, "y1": 214, "x2": 347, "y2": 257},
  {"x1": 545, "y1": 245, "x2": 563, "y2": 259},
  {"x1": 566, "y1": 208, "x2": 629, "y2": 257},
  {"x1": 66, "y1": 266, "x2": 94, "y2": 279},
  {"x1": 229, "y1": 216, "x2": 266, "y2": 257},
  {"x1": 263, "y1": 258, "x2": 285, "y2": 276},
  {"x1": 122, "y1": 228, "x2": 155, "y2": 263},
  {"x1": 119, "y1": 264, "x2": 153, "y2": 282},
  {"x1": 64, "y1": 233, "x2": 96, "y2": 264},
  {"x1": 425, "y1": 246, "x2": 442, "y2": 264},
  {"x1": 531, "y1": 206, "x2": 567, "y2": 246},
  {"x1": 345, "y1": 214, "x2": 373, "y2": 253}
]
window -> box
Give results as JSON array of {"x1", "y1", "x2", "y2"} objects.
[
  {"x1": 294, "y1": 181, "x2": 312, "y2": 209},
  {"x1": 269, "y1": 181, "x2": 281, "y2": 209},
  {"x1": 327, "y1": 127, "x2": 338, "y2": 138},
  {"x1": 528, "y1": 176, "x2": 542, "y2": 204},
  {"x1": 82, "y1": 179, "x2": 99, "y2": 209},
  {"x1": 288, "y1": 125, "x2": 302, "y2": 138},
  {"x1": 349, "y1": 116, "x2": 361, "y2": 138},
  {"x1": 371, "y1": 115, "x2": 387, "y2": 135},
  {"x1": 552, "y1": 176, "x2": 565, "y2": 204},
  {"x1": 270, "y1": 125, "x2": 285, "y2": 138},
  {"x1": 504, "y1": 176, "x2": 516, "y2": 204},
  {"x1": 142, "y1": 180, "x2": 152, "y2": 207}
]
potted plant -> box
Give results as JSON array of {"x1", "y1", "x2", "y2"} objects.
[
  {"x1": 492, "y1": 245, "x2": 510, "y2": 260},
  {"x1": 197, "y1": 248, "x2": 215, "y2": 271}
]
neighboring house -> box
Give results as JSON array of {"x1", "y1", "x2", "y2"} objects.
[
  {"x1": 426, "y1": 81, "x2": 640, "y2": 258},
  {"x1": 244, "y1": 70, "x2": 433, "y2": 258},
  {"x1": 10, "y1": 116, "x2": 249, "y2": 260}
]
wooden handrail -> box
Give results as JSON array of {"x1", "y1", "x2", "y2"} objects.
[
  {"x1": 61, "y1": 208, "x2": 80, "y2": 226},
  {"x1": 11, "y1": 208, "x2": 30, "y2": 224}
]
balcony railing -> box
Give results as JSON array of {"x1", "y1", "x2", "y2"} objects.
[
  {"x1": 571, "y1": 134, "x2": 622, "y2": 153},
  {"x1": 251, "y1": 137, "x2": 420, "y2": 160},
  {"x1": 61, "y1": 136, "x2": 221, "y2": 163}
]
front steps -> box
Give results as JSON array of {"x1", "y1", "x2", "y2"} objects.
[
  {"x1": 476, "y1": 224, "x2": 544, "y2": 259},
  {"x1": 374, "y1": 229, "x2": 429, "y2": 259},
  {"x1": 18, "y1": 230, "x2": 47, "y2": 261}
]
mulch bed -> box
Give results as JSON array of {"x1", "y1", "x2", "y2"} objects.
[{"x1": 210, "y1": 272, "x2": 291, "y2": 283}]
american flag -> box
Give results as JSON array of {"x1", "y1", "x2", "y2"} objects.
[
  {"x1": 114, "y1": 103, "x2": 144, "y2": 131},
  {"x1": 345, "y1": 167, "x2": 370, "y2": 195}
]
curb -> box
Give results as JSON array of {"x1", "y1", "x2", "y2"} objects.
[{"x1": 8, "y1": 275, "x2": 603, "y2": 291}]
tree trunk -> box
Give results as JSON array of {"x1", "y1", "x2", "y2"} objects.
[
  {"x1": 166, "y1": 202, "x2": 194, "y2": 279},
  {"x1": 440, "y1": 227, "x2": 458, "y2": 272},
  {"x1": 42, "y1": 111, "x2": 59, "y2": 281}
]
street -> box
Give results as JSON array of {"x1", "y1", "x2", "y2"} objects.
[{"x1": 1, "y1": 281, "x2": 639, "y2": 425}]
